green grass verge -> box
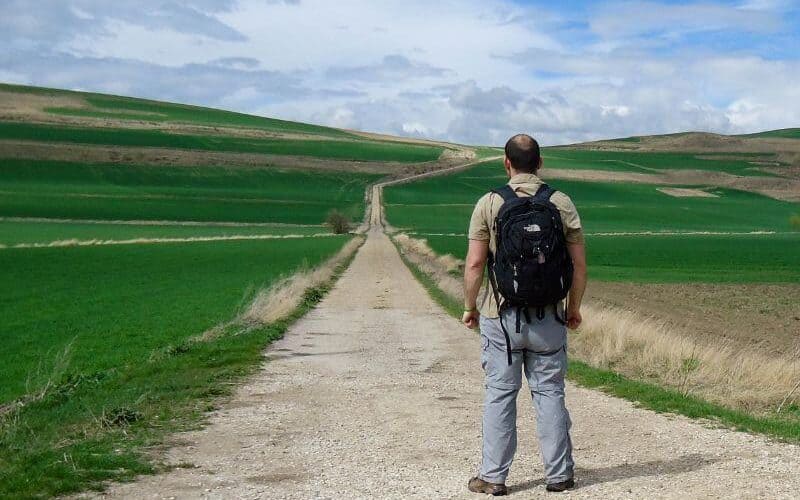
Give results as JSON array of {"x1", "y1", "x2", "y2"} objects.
[
  {"x1": 0, "y1": 121, "x2": 443, "y2": 163},
  {"x1": 0, "y1": 236, "x2": 362, "y2": 498},
  {"x1": 0, "y1": 159, "x2": 379, "y2": 224},
  {"x1": 393, "y1": 237, "x2": 800, "y2": 443}
]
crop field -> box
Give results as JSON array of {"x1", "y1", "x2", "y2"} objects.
[
  {"x1": 541, "y1": 148, "x2": 777, "y2": 175},
  {"x1": 0, "y1": 122, "x2": 444, "y2": 163},
  {"x1": 384, "y1": 159, "x2": 800, "y2": 283},
  {"x1": 0, "y1": 237, "x2": 350, "y2": 404},
  {"x1": 0, "y1": 85, "x2": 470, "y2": 497},
  {"x1": 0, "y1": 159, "x2": 378, "y2": 224}
]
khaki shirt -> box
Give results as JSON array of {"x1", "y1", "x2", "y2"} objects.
[{"x1": 468, "y1": 173, "x2": 583, "y2": 318}]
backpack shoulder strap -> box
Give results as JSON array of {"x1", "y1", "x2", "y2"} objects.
[
  {"x1": 491, "y1": 184, "x2": 518, "y2": 203},
  {"x1": 533, "y1": 183, "x2": 556, "y2": 201}
]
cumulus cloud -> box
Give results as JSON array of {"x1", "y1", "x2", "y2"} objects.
[
  {"x1": 326, "y1": 55, "x2": 452, "y2": 83},
  {"x1": 0, "y1": 0, "x2": 798, "y2": 145}
]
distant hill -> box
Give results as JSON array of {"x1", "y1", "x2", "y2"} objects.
[{"x1": 0, "y1": 83, "x2": 476, "y2": 175}]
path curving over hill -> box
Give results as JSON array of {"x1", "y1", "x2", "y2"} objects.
[{"x1": 93, "y1": 164, "x2": 800, "y2": 499}]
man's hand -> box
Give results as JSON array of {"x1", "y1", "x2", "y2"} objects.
[
  {"x1": 567, "y1": 308, "x2": 582, "y2": 330},
  {"x1": 463, "y1": 309, "x2": 480, "y2": 329}
]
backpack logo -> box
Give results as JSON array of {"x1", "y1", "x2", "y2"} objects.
[{"x1": 524, "y1": 224, "x2": 541, "y2": 232}]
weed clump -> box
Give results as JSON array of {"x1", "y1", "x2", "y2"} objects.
[
  {"x1": 326, "y1": 210, "x2": 352, "y2": 234},
  {"x1": 790, "y1": 214, "x2": 800, "y2": 231}
]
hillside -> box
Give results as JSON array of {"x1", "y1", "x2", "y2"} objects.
[{"x1": 0, "y1": 83, "x2": 475, "y2": 176}]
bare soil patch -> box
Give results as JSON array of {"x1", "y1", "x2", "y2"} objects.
[
  {"x1": 585, "y1": 281, "x2": 800, "y2": 356},
  {"x1": 657, "y1": 187, "x2": 719, "y2": 198}
]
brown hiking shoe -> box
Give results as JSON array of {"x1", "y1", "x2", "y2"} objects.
[
  {"x1": 546, "y1": 478, "x2": 575, "y2": 492},
  {"x1": 468, "y1": 476, "x2": 508, "y2": 496}
]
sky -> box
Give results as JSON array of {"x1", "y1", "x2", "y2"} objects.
[{"x1": 1, "y1": 0, "x2": 799, "y2": 145}]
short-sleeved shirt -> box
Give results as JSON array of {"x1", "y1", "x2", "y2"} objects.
[{"x1": 468, "y1": 173, "x2": 583, "y2": 318}]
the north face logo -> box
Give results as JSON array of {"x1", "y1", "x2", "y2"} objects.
[{"x1": 524, "y1": 224, "x2": 541, "y2": 232}]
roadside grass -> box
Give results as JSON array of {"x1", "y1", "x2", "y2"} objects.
[
  {"x1": 0, "y1": 237, "x2": 350, "y2": 404},
  {"x1": 0, "y1": 121, "x2": 444, "y2": 163},
  {"x1": 417, "y1": 233, "x2": 800, "y2": 283},
  {"x1": 0, "y1": 159, "x2": 379, "y2": 224},
  {"x1": 0, "y1": 219, "x2": 324, "y2": 246},
  {"x1": 0, "y1": 237, "x2": 360, "y2": 498},
  {"x1": 394, "y1": 239, "x2": 800, "y2": 443}
]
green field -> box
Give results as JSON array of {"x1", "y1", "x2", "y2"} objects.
[
  {"x1": 0, "y1": 121, "x2": 444, "y2": 163},
  {"x1": 0, "y1": 159, "x2": 378, "y2": 224},
  {"x1": 542, "y1": 148, "x2": 777, "y2": 175},
  {"x1": 384, "y1": 159, "x2": 800, "y2": 283},
  {"x1": 4, "y1": 82, "x2": 352, "y2": 138},
  {"x1": 0, "y1": 84, "x2": 453, "y2": 496},
  {"x1": 740, "y1": 128, "x2": 800, "y2": 139},
  {"x1": 0, "y1": 237, "x2": 350, "y2": 404},
  {"x1": 415, "y1": 233, "x2": 799, "y2": 283},
  {"x1": 385, "y1": 161, "x2": 797, "y2": 234},
  {"x1": 0, "y1": 219, "x2": 324, "y2": 246}
]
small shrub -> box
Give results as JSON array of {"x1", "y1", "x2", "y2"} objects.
[
  {"x1": 326, "y1": 210, "x2": 351, "y2": 234},
  {"x1": 790, "y1": 214, "x2": 800, "y2": 231}
]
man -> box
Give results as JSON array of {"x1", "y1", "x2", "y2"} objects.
[{"x1": 463, "y1": 134, "x2": 587, "y2": 495}]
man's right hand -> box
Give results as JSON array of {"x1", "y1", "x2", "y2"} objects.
[
  {"x1": 463, "y1": 310, "x2": 480, "y2": 329},
  {"x1": 567, "y1": 307, "x2": 582, "y2": 330}
]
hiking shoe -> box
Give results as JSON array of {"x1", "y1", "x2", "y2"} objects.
[
  {"x1": 546, "y1": 478, "x2": 575, "y2": 492},
  {"x1": 468, "y1": 476, "x2": 508, "y2": 496}
]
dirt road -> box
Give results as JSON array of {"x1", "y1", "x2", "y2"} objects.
[{"x1": 95, "y1": 188, "x2": 800, "y2": 500}]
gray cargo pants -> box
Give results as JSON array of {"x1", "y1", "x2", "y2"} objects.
[{"x1": 478, "y1": 306, "x2": 574, "y2": 485}]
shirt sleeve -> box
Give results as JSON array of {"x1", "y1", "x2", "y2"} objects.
[
  {"x1": 468, "y1": 193, "x2": 491, "y2": 241},
  {"x1": 551, "y1": 192, "x2": 584, "y2": 245}
]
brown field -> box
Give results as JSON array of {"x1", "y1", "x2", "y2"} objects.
[{"x1": 585, "y1": 282, "x2": 800, "y2": 356}]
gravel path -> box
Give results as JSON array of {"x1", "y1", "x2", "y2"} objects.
[{"x1": 94, "y1": 188, "x2": 800, "y2": 499}]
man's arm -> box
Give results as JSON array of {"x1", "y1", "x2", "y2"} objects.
[
  {"x1": 566, "y1": 241, "x2": 587, "y2": 330},
  {"x1": 463, "y1": 239, "x2": 489, "y2": 329}
]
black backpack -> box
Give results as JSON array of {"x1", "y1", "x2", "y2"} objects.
[{"x1": 487, "y1": 183, "x2": 574, "y2": 364}]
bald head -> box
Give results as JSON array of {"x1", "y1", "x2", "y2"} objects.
[{"x1": 504, "y1": 134, "x2": 541, "y2": 173}]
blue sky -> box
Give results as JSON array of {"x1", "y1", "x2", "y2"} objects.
[{"x1": 1, "y1": 0, "x2": 799, "y2": 145}]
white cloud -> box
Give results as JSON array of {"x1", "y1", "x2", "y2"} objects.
[{"x1": 0, "y1": 0, "x2": 798, "y2": 145}]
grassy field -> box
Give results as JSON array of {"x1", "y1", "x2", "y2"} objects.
[
  {"x1": 0, "y1": 236, "x2": 356, "y2": 497},
  {"x1": 541, "y1": 148, "x2": 776, "y2": 175},
  {"x1": 0, "y1": 122, "x2": 444, "y2": 163},
  {"x1": 0, "y1": 219, "x2": 323, "y2": 246},
  {"x1": 3, "y1": 82, "x2": 351, "y2": 138},
  {"x1": 0, "y1": 84, "x2": 464, "y2": 497},
  {"x1": 0, "y1": 159, "x2": 378, "y2": 224},
  {"x1": 385, "y1": 160, "x2": 798, "y2": 235},
  {"x1": 740, "y1": 128, "x2": 800, "y2": 139},
  {"x1": 416, "y1": 233, "x2": 800, "y2": 283},
  {"x1": 384, "y1": 159, "x2": 800, "y2": 283},
  {"x1": 0, "y1": 237, "x2": 350, "y2": 404}
]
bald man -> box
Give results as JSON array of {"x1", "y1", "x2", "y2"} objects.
[{"x1": 464, "y1": 134, "x2": 586, "y2": 495}]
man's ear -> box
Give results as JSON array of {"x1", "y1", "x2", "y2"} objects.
[
  {"x1": 503, "y1": 156, "x2": 513, "y2": 176},
  {"x1": 537, "y1": 157, "x2": 543, "y2": 172}
]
